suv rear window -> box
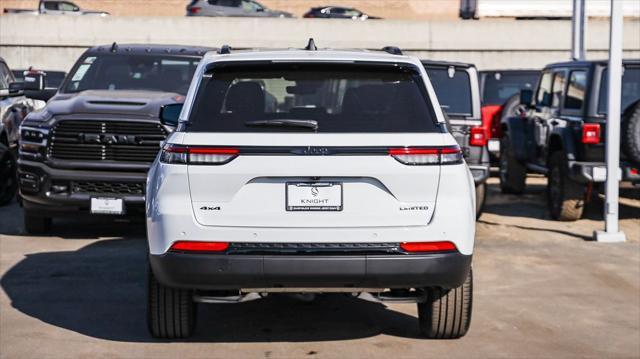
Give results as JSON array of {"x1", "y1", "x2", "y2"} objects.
[
  {"x1": 424, "y1": 66, "x2": 472, "y2": 116},
  {"x1": 483, "y1": 72, "x2": 539, "y2": 105},
  {"x1": 187, "y1": 63, "x2": 440, "y2": 133},
  {"x1": 598, "y1": 66, "x2": 640, "y2": 114}
]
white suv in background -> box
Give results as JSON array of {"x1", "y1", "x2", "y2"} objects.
[{"x1": 146, "y1": 42, "x2": 476, "y2": 339}]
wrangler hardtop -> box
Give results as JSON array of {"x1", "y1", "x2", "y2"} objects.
[{"x1": 500, "y1": 59, "x2": 640, "y2": 221}]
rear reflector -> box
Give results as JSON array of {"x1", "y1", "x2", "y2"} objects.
[
  {"x1": 400, "y1": 241, "x2": 457, "y2": 253},
  {"x1": 389, "y1": 146, "x2": 463, "y2": 165},
  {"x1": 160, "y1": 144, "x2": 239, "y2": 165},
  {"x1": 582, "y1": 123, "x2": 601, "y2": 144},
  {"x1": 469, "y1": 127, "x2": 487, "y2": 147},
  {"x1": 170, "y1": 241, "x2": 229, "y2": 253}
]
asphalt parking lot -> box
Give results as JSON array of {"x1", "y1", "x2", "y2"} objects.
[{"x1": 0, "y1": 176, "x2": 639, "y2": 358}]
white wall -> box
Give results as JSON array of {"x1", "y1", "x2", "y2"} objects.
[{"x1": 1, "y1": 15, "x2": 639, "y2": 71}]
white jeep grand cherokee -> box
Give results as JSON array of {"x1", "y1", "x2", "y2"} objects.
[{"x1": 146, "y1": 43, "x2": 476, "y2": 339}]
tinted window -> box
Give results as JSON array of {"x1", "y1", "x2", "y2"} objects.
[
  {"x1": 63, "y1": 54, "x2": 200, "y2": 95},
  {"x1": 43, "y1": 2, "x2": 57, "y2": 10},
  {"x1": 46, "y1": 72, "x2": 67, "y2": 89},
  {"x1": 59, "y1": 2, "x2": 77, "y2": 11},
  {"x1": 188, "y1": 64, "x2": 439, "y2": 133},
  {"x1": 551, "y1": 71, "x2": 566, "y2": 108},
  {"x1": 209, "y1": 0, "x2": 240, "y2": 7},
  {"x1": 564, "y1": 70, "x2": 586, "y2": 110},
  {"x1": 599, "y1": 66, "x2": 640, "y2": 114},
  {"x1": 536, "y1": 72, "x2": 553, "y2": 106},
  {"x1": 425, "y1": 67, "x2": 472, "y2": 116},
  {"x1": 483, "y1": 72, "x2": 538, "y2": 105}
]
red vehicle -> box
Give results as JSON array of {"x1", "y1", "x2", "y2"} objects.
[{"x1": 479, "y1": 70, "x2": 539, "y2": 159}]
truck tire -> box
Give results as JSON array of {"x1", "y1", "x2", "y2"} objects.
[
  {"x1": 475, "y1": 183, "x2": 486, "y2": 219},
  {"x1": 23, "y1": 211, "x2": 52, "y2": 234},
  {"x1": 499, "y1": 135, "x2": 527, "y2": 194},
  {"x1": 0, "y1": 147, "x2": 17, "y2": 206},
  {"x1": 148, "y1": 267, "x2": 196, "y2": 339},
  {"x1": 547, "y1": 151, "x2": 585, "y2": 221},
  {"x1": 622, "y1": 102, "x2": 640, "y2": 165},
  {"x1": 418, "y1": 269, "x2": 472, "y2": 339}
]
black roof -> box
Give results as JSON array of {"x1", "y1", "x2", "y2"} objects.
[
  {"x1": 544, "y1": 59, "x2": 640, "y2": 69},
  {"x1": 86, "y1": 43, "x2": 216, "y2": 57},
  {"x1": 479, "y1": 69, "x2": 540, "y2": 74},
  {"x1": 420, "y1": 59, "x2": 475, "y2": 69}
]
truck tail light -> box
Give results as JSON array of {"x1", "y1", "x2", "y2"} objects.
[
  {"x1": 189, "y1": 7, "x2": 201, "y2": 14},
  {"x1": 582, "y1": 123, "x2": 601, "y2": 144},
  {"x1": 388, "y1": 146, "x2": 463, "y2": 165},
  {"x1": 469, "y1": 127, "x2": 487, "y2": 147},
  {"x1": 160, "y1": 144, "x2": 239, "y2": 165},
  {"x1": 400, "y1": 241, "x2": 457, "y2": 253},
  {"x1": 170, "y1": 241, "x2": 229, "y2": 253}
]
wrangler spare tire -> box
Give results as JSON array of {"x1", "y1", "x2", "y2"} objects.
[{"x1": 622, "y1": 101, "x2": 640, "y2": 165}]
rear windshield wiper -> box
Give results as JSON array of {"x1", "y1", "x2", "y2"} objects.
[{"x1": 244, "y1": 119, "x2": 318, "y2": 131}]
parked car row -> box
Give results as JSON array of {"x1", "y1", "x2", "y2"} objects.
[
  {"x1": 3, "y1": 0, "x2": 109, "y2": 16},
  {"x1": 3, "y1": 0, "x2": 380, "y2": 19},
  {"x1": 186, "y1": 1, "x2": 380, "y2": 19}
]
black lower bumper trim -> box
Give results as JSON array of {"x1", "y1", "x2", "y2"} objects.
[{"x1": 150, "y1": 251, "x2": 472, "y2": 290}]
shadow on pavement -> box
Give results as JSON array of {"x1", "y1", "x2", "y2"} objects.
[
  {"x1": 0, "y1": 238, "x2": 423, "y2": 343},
  {"x1": 483, "y1": 179, "x2": 640, "y2": 221}
]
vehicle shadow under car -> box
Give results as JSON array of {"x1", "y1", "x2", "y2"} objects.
[{"x1": 0, "y1": 235, "x2": 424, "y2": 343}]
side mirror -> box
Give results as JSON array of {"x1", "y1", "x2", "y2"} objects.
[
  {"x1": 519, "y1": 89, "x2": 533, "y2": 106},
  {"x1": 8, "y1": 82, "x2": 24, "y2": 96},
  {"x1": 160, "y1": 103, "x2": 183, "y2": 126},
  {"x1": 23, "y1": 72, "x2": 45, "y2": 91}
]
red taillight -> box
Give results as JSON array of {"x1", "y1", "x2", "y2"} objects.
[
  {"x1": 160, "y1": 144, "x2": 239, "y2": 165},
  {"x1": 189, "y1": 7, "x2": 201, "y2": 14},
  {"x1": 631, "y1": 168, "x2": 639, "y2": 175},
  {"x1": 400, "y1": 241, "x2": 457, "y2": 253},
  {"x1": 582, "y1": 123, "x2": 601, "y2": 144},
  {"x1": 170, "y1": 241, "x2": 229, "y2": 253},
  {"x1": 481, "y1": 105, "x2": 503, "y2": 138},
  {"x1": 469, "y1": 126, "x2": 487, "y2": 147},
  {"x1": 388, "y1": 146, "x2": 463, "y2": 165}
]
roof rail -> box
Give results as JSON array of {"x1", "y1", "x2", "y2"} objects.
[
  {"x1": 305, "y1": 38, "x2": 318, "y2": 51},
  {"x1": 218, "y1": 45, "x2": 232, "y2": 55},
  {"x1": 382, "y1": 46, "x2": 402, "y2": 55}
]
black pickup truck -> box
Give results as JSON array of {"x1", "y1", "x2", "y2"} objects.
[
  {"x1": 421, "y1": 60, "x2": 490, "y2": 218},
  {"x1": 17, "y1": 43, "x2": 213, "y2": 233},
  {"x1": 500, "y1": 60, "x2": 640, "y2": 221}
]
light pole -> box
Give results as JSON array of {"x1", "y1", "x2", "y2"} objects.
[
  {"x1": 594, "y1": 0, "x2": 626, "y2": 243},
  {"x1": 571, "y1": 0, "x2": 586, "y2": 60}
]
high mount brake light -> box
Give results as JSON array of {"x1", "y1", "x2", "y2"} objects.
[
  {"x1": 400, "y1": 241, "x2": 457, "y2": 253},
  {"x1": 388, "y1": 146, "x2": 463, "y2": 165},
  {"x1": 582, "y1": 123, "x2": 601, "y2": 144},
  {"x1": 170, "y1": 241, "x2": 229, "y2": 253},
  {"x1": 160, "y1": 144, "x2": 239, "y2": 165}
]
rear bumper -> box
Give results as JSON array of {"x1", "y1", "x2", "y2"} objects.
[
  {"x1": 18, "y1": 159, "x2": 146, "y2": 215},
  {"x1": 468, "y1": 164, "x2": 490, "y2": 184},
  {"x1": 569, "y1": 161, "x2": 640, "y2": 184},
  {"x1": 150, "y1": 250, "x2": 472, "y2": 290}
]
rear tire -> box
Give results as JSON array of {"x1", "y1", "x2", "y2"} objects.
[
  {"x1": 475, "y1": 183, "x2": 486, "y2": 220},
  {"x1": 147, "y1": 267, "x2": 196, "y2": 339},
  {"x1": 418, "y1": 269, "x2": 473, "y2": 339},
  {"x1": 547, "y1": 151, "x2": 585, "y2": 221},
  {"x1": 499, "y1": 135, "x2": 527, "y2": 194},
  {"x1": 23, "y1": 211, "x2": 52, "y2": 234},
  {"x1": 622, "y1": 102, "x2": 640, "y2": 165}
]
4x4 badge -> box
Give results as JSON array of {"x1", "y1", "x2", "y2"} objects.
[{"x1": 200, "y1": 206, "x2": 221, "y2": 211}]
